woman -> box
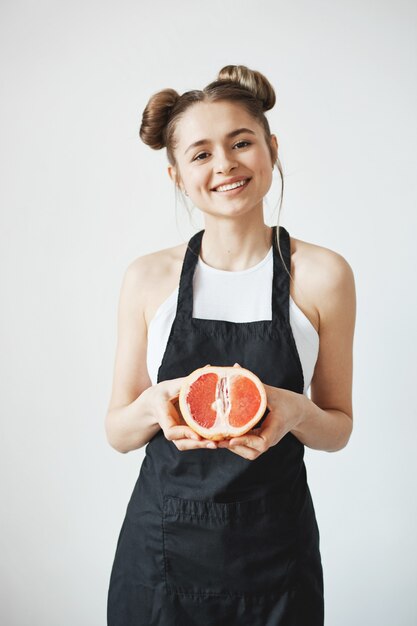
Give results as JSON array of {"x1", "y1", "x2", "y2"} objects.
[{"x1": 106, "y1": 65, "x2": 356, "y2": 625}]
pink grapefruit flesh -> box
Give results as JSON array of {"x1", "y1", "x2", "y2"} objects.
[{"x1": 178, "y1": 365, "x2": 267, "y2": 441}]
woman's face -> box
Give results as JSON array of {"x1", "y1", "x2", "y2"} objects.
[{"x1": 168, "y1": 100, "x2": 278, "y2": 219}]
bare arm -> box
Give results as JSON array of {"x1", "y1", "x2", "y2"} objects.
[
  {"x1": 104, "y1": 254, "x2": 222, "y2": 454},
  {"x1": 291, "y1": 250, "x2": 356, "y2": 451},
  {"x1": 104, "y1": 258, "x2": 160, "y2": 453},
  {"x1": 106, "y1": 391, "x2": 160, "y2": 453}
]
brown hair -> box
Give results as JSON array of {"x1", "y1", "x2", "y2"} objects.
[{"x1": 139, "y1": 64, "x2": 290, "y2": 278}]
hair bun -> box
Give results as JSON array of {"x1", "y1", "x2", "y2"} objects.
[
  {"x1": 216, "y1": 64, "x2": 276, "y2": 112},
  {"x1": 139, "y1": 88, "x2": 181, "y2": 150}
]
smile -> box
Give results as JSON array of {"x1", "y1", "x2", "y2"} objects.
[{"x1": 212, "y1": 178, "x2": 251, "y2": 194}]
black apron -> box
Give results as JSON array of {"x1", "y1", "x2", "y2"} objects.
[{"x1": 107, "y1": 225, "x2": 324, "y2": 626}]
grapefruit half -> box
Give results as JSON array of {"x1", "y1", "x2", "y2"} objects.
[{"x1": 178, "y1": 365, "x2": 267, "y2": 441}]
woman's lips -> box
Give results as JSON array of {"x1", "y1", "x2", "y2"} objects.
[{"x1": 212, "y1": 178, "x2": 252, "y2": 194}]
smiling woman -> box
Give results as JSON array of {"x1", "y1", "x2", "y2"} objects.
[
  {"x1": 164, "y1": 98, "x2": 281, "y2": 245},
  {"x1": 106, "y1": 64, "x2": 356, "y2": 626}
]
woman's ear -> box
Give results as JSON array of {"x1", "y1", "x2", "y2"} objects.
[
  {"x1": 270, "y1": 134, "x2": 278, "y2": 163},
  {"x1": 167, "y1": 165, "x2": 185, "y2": 193},
  {"x1": 167, "y1": 165, "x2": 176, "y2": 184}
]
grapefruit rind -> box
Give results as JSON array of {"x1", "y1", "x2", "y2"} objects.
[{"x1": 178, "y1": 365, "x2": 267, "y2": 441}]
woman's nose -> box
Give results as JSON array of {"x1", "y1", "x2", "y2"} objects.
[{"x1": 214, "y1": 150, "x2": 238, "y2": 173}]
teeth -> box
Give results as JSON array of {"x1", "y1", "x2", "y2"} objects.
[{"x1": 215, "y1": 178, "x2": 249, "y2": 192}]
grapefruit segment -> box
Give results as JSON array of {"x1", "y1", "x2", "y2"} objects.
[
  {"x1": 229, "y1": 375, "x2": 262, "y2": 428},
  {"x1": 179, "y1": 365, "x2": 267, "y2": 441},
  {"x1": 186, "y1": 373, "x2": 218, "y2": 429}
]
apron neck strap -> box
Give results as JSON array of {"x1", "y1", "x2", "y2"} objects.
[{"x1": 176, "y1": 225, "x2": 292, "y2": 325}]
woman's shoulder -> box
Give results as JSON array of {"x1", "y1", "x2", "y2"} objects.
[
  {"x1": 291, "y1": 235, "x2": 356, "y2": 335},
  {"x1": 291, "y1": 234, "x2": 354, "y2": 276},
  {"x1": 128, "y1": 241, "x2": 186, "y2": 278},
  {"x1": 126, "y1": 242, "x2": 187, "y2": 330},
  {"x1": 292, "y1": 235, "x2": 354, "y2": 287}
]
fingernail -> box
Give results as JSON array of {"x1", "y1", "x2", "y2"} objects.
[{"x1": 206, "y1": 442, "x2": 216, "y2": 449}]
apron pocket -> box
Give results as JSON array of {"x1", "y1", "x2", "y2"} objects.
[{"x1": 162, "y1": 492, "x2": 297, "y2": 597}]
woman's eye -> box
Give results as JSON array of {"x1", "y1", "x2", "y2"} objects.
[
  {"x1": 194, "y1": 152, "x2": 209, "y2": 161},
  {"x1": 193, "y1": 141, "x2": 251, "y2": 162}
]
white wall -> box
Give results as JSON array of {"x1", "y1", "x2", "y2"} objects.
[{"x1": 1, "y1": 0, "x2": 416, "y2": 624}]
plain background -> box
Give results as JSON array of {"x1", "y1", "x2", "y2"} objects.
[{"x1": 1, "y1": 1, "x2": 416, "y2": 624}]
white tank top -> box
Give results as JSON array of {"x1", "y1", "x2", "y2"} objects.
[{"x1": 147, "y1": 245, "x2": 319, "y2": 395}]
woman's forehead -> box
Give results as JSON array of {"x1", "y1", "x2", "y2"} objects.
[{"x1": 176, "y1": 102, "x2": 259, "y2": 145}]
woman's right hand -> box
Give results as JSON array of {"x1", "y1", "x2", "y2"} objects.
[{"x1": 149, "y1": 366, "x2": 218, "y2": 450}]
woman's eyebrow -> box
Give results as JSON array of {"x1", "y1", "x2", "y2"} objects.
[{"x1": 184, "y1": 127, "x2": 256, "y2": 155}]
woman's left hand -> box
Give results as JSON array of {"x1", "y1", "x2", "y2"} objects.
[{"x1": 217, "y1": 381, "x2": 305, "y2": 461}]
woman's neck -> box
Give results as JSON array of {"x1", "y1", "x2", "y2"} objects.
[{"x1": 199, "y1": 220, "x2": 273, "y2": 272}]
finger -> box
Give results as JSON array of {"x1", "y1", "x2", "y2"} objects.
[
  {"x1": 174, "y1": 438, "x2": 218, "y2": 451},
  {"x1": 253, "y1": 415, "x2": 284, "y2": 448},
  {"x1": 157, "y1": 401, "x2": 193, "y2": 437},
  {"x1": 165, "y1": 377, "x2": 188, "y2": 402},
  {"x1": 226, "y1": 442, "x2": 259, "y2": 461},
  {"x1": 164, "y1": 424, "x2": 201, "y2": 441},
  {"x1": 157, "y1": 410, "x2": 179, "y2": 432},
  {"x1": 229, "y1": 434, "x2": 266, "y2": 452},
  {"x1": 171, "y1": 398, "x2": 185, "y2": 421},
  {"x1": 262, "y1": 384, "x2": 274, "y2": 411}
]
